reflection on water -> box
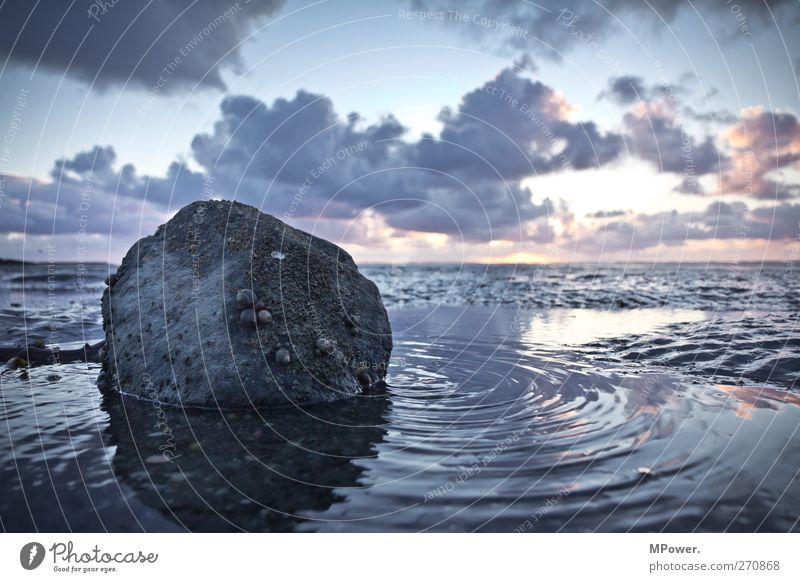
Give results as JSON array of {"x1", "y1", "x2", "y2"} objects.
[
  {"x1": 1, "y1": 307, "x2": 798, "y2": 532},
  {"x1": 516, "y1": 308, "x2": 706, "y2": 347},
  {"x1": 103, "y1": 388, "x2": 389, "y2": 532}
]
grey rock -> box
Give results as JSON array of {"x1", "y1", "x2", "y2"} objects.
[{"x1": 100, "y1": 200, "x2": 392, "y2": 408}]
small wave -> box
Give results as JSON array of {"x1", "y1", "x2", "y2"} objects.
[{"x1": 585, "y1": 313, "x2": 800, "y2": 389}]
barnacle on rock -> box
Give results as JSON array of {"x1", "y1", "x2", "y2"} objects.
[
  {"x1": 257, "y1": 310, "x2": 272, "y2": 325},
  {"x1": 237, "y1": 289, "x2": 257, "y2": 309},
  {"x1": 275, "y1": 348, "x2": 291, "y2": 365},
  {"x1": 240, "y1": 309, "x2": 257, "y2": 327}
]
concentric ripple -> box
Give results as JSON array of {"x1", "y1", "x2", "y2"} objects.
[
  {"x1": 1, "y1": 267, "x2": 799, "y2": 531},
  {"x1": 300, "y1": 308, "x2": 800, "y2": 532}
]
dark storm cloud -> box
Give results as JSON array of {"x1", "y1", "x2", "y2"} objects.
[
  {"x1": 598, "y1": 76, "x2": 728, "y2": 181},
  {"x1": 721, "y1": 107, "x2": 800, "y2": 199},
  {"x1": 187, "y1": 79, "x2": 556, "y2": 241},
  {"x1": 598, "y1": 76, "x2": 647, "y2": 106},
  {"x1": 381, "y1": 180, "x2": 553, "y2": 242},
  {"x1": 580, "y1": 200, "x2": 800, "y2": 251},
  {"x1": 415, "y1": 67, "x2": 623, "y2": 179},
  {"x1": 623, "y1": 102, "x2": 723, "y2": 175},
  {"x1": 410, "y1": 0, "x2": 794, "y2": 56},
  {"x1": 0, "y1": 0, "x2": 284, "y2": 92},
  {"x1": 6, "y1": 66, "x2": 792, "y2": 247},
  {"x1": 0, "y1": 172, "x2": 159, "y2": 237},
  {"x1": 598, "y1": 76, "x2": 800, "y2": 199},
  {"x1": 0, "y1": 69, "x2": 567, "y2": 243}
]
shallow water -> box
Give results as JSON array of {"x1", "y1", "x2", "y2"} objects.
[{"x1": 0, "y1": 262, "x2": 798, "y2": 531}]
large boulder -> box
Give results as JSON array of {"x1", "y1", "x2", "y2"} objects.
[{"x1": 100, "y1": 200, "x2": 392, "y2": 408}]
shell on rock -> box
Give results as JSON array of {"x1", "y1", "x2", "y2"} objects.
[
  {"x1": 257, "y1": 310, "x2": 272, "y2": 325},
  {"x1": 236, "y1": 289, "x2": 257, "y2": 309},
  {"x1": 315, "y1": 338, "x2": 334, "y2": 355},
  {"x1": 275, "y1": 348, "x2": 291, "y2": 365},
  {"x1": 240, "y1": 309, "x2": 257, "y2": 327}
]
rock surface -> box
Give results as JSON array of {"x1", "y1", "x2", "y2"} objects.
[{"x1": 100, "y1": 200, "x2": 392, "y2": 408}]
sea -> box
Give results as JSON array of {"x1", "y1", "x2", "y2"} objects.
[{"x1": 1, "y1": 261, "x2": 798, "y2": 532}]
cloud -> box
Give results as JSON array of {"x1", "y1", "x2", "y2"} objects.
[
  {"x1": 4, "y1": 66, "x2": 795, "y2": 258},
  {"x1": 623, "y1": 100, "x2": 723, "y2": 177},
  {"x1": 598, "y1": 76, "x2": 647, "y2": 106},
  {"x1": 0, "y1": 171, "x2": 162, "y2": 237},
  {"x1": 578, "y1": 200, "x2": 800, "y2": 251},
  {"x1": 597, "y1": 75, "x2": 728, "y2": 186},
  {"x1": 720, "y1": 106, "x2": 800, "y2": 199},
  {"x1": 410, "y1": 0, "x2": 794, "y2": 57},
  {"x1": 0, "y1": 0, "x2": 285, "y2": 92},
  {"x1": 415, "y1": 67, "x2": 623, "y2": 179},
  {"x1": 601, "y1": 77, "x2": 800, "y2": 199},
  {"x1": 586, "y1": 209, "x2": 629, "y2": 218},
  {"x1": 1, "y1": 68, "x2": 576, "y2": 246}
]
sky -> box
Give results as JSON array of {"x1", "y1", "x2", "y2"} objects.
[{"x1": 0, "y1": 0, "x2": 799, "y2": 264}]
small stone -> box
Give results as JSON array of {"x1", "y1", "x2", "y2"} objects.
[
  {"x1": 236, "y1": 289, "x2": 257, "y2": 309},
  {"x1": 46, "y1": 374, "x2": 61, "y2": 382},
  {"x1": 315, "y1": 338, "x2": 334, "y2": 355},
  {"x1": 254, "y1": 300, "x2": 266, "y2": 311},
  {"x1": 275, "y1": 348, "x2": 291, "y2": 365},
  {"x1": 105, "y1": 273, "x2": 118, "y2": 286},
  {"x1": 240, "y1": 309, "x2": 257, "y2": 327},
  {"x1": 31, "y1": 339, "x2": 46, "y2": 348},
  {"x1": 270, "y1": 251, "x2": 286, "y2": 260},
  {"x1": 357, "y1": 370, "x2": 371, "y2": 386},
  {"x1": 6, "y1": 357, "x2": 27, "y2": 370},
  {"x1": 257, "y1": 310, "x2": 272, "y2": 325}
]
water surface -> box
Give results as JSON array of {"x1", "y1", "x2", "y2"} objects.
[{"x1": 1, "y1": 262, "x2": 798, "y2": 531}]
